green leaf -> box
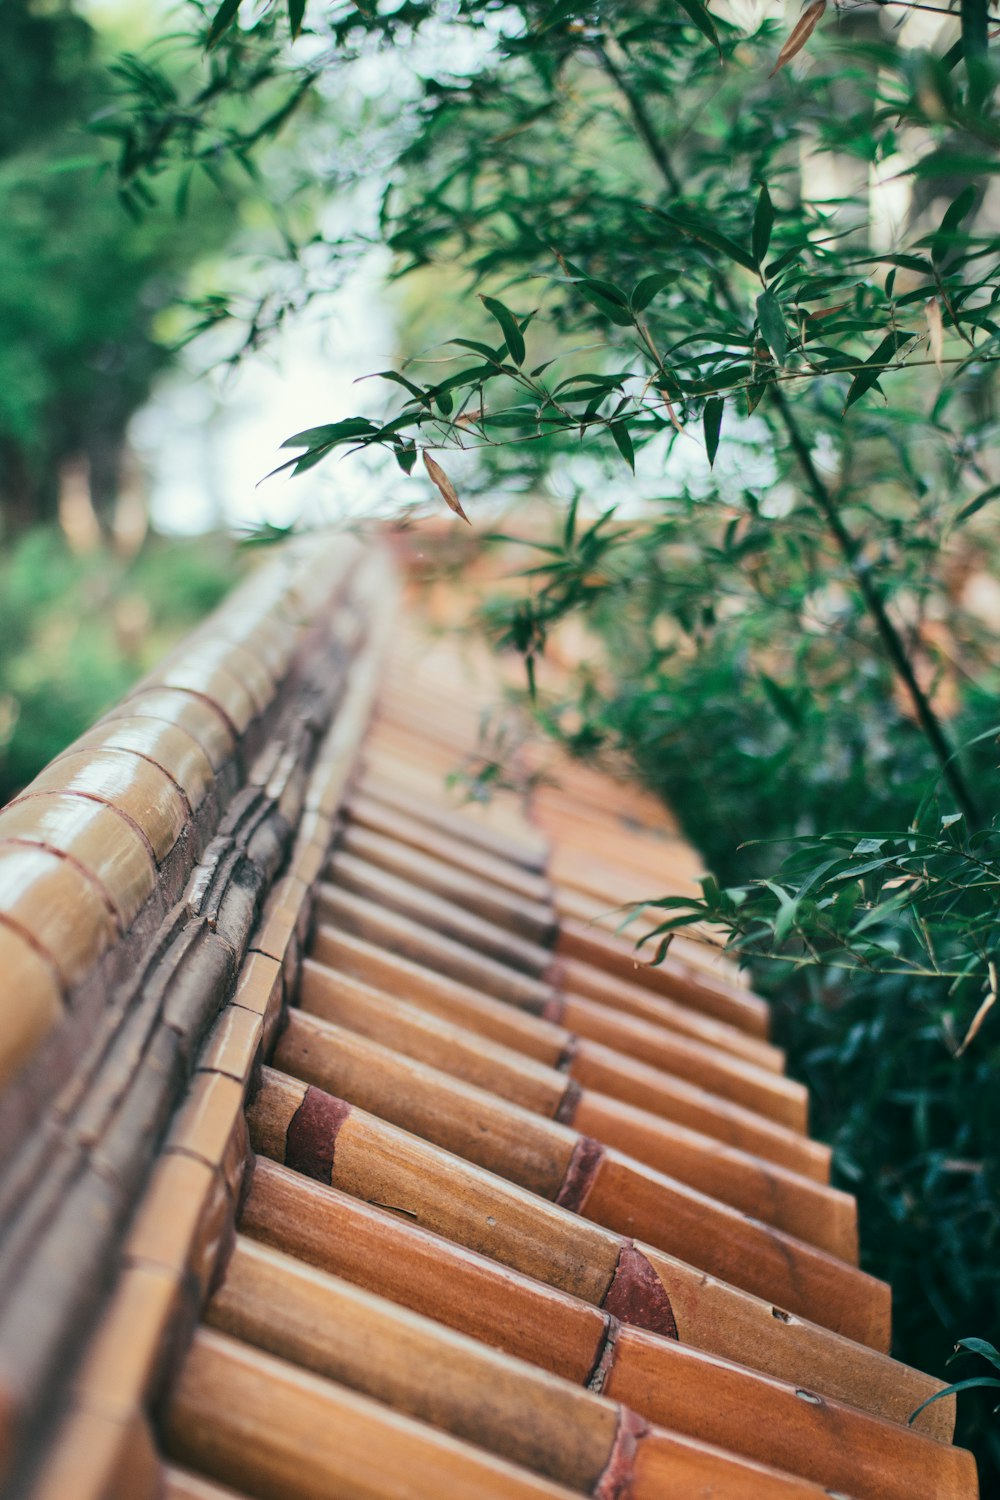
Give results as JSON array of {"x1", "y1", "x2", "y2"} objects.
[
  {"x1": 845, "y1": 332, "x2": 912, "y2": 410},
  {"x1": 362, "y1": 370, "x2": 429, "y2": 404},
  {"x1": 610, "y1": 422, "x2": 635, "y2": 472},
  {"x1": 952, "y1": 1338, "x2": 1000, "y2": 1371},
  {"x1": 931, "y1": 186, "x2": 978, "y2": 266},
  {"x1": 576, "y1": 283, "x2": 635, "y2": 327},
  {"x1": 762, "y1": 880, "x2": 800, "y2": 943},
  {"x1": 656, "y1": 207, "x2": 757, "y2": 273},
  {"x1": 760, "y1": 671, "x2": 802, "y2": 729},
  {"x1": 960, "y1": 0, "x2": 990, "y2": 108},
  {"x1": 746, "y1": 378, "x2": 769, "y2": 414},
  {"x1": 674, "y1": 0, "x2": 720, "y2": 48},
  {"x1": 281, "y1": 418, "x2": 378, "y2": 450},
  {"x1": 956, "y1": 482, "x2": 1000, "y2": 522},
  {"x1": 910, "y1": 150, "x2": 1000, "y2": 179},
  {"x1": 447, "y1": 337, "x2": 506, "y2": 360},
  {"x1": 582, "y1": 278, "x2": 629, "y2": 307},
  {"x1": 631, "y1": 273, "x2": 673, "y2": 312},
  {"x1": 703, "y1": 397, "x2": 724, "y2": 467},
  {"x1": 288, "y1": 0, "x2": 307, "y2": 37},
  {"x1": 756, "y1": 289, "x2": 788, "y2": 365},
  {"x1": 752, "y1": 186, "x2": 774, "y2": 271},
  {"x1": 480, "y1": 296, "x2": 525, "y2": 366},
  {"x1": 206, "y1": 0, "x2": 242, "y2": 48},
  {"x1": 909, "y1": 1377, "x2": 1000, "y2": 1425}
]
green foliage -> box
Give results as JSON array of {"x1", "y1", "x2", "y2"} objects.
[
  {"x1": 0, "y1": 530, "x2": 238, "y2": 802},
  {"x1": 911, "y1": 1339, "x2": 1000, "y2": 1424},
  {"x1": 0, "y1": 0, "x2": 237, "y2": 532}
]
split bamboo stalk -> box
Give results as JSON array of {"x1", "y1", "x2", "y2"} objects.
[
  {"x1": 311, "y1": 926, "x2": 831, "y2": 1180},
  {"x1": 209, "y1": 1234, "x2": 975, "y2": 1500},
  {"x1": 249, "y1": 1067, "x2": 889, "y2": 1346},
  {"x1": 313, "y1": 889, "x2": 808, "y2": 1131},
  {"x1": 296, "y1": 962, "x2": 856, "y2": 1258}
]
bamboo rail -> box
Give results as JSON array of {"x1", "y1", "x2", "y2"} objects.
[{"x1": 0, "y1": 530, "x2": 980, "y2": 1500}]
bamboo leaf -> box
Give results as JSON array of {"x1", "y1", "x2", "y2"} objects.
[
  {"x1": 931, "y1": 186, "x2": 977, "y2": 265},
  {"x1": 631, "y1": 273, "x2": 673, "y2": 312},
  {"x1": 655, "y1": 207, "x2": 757, "y2": 273},
  {"x1": 953, "y1": 1339, "x2": 1000, "y2": 1372},
  {"x1": 909, "y1": 1378, "x2": 1000, "y2": 1426},
  {"x1": 756, "y1": 288, "x2": 788, "y2": 364},
  {"x1": 956, "y1": 482, "x2": 1000, "y2": 522},
  {"x1": 703, "y1": 396, "x2": 724, "y2": 466},
  {"x1": 674, "y1": 0, "x2": 720, "y2": 49},
  {"x1": 288, "y1": 0, "x2": 307, "y2": 38},
  {"x1": 609, "y1": 421, "x2": 635, "y2": 472},
  {"x1": 753, "y1": 185, "x2": 774, "y2": 271},
  {"x1": 480, "y1": 295, "x2": 526, "y2": 366},
  {"x1": 925, "y1": 297, "x2": 944, "y2": 373},
  {"x1": 960, "y1": 0, "x2": 990, "y2": 108},
  {"x1": 281, "y1": 418, "x2": 378, "y2": 449},
  {"x1": 206, "y1": 0, "x2": 242, "y2": 48},
  {"x1": 844, "y1": 332, "x2": 912, "y2": 409},
  {"x1": 423, "y1": 451, "x2": 470, "y2": 523},
  {"x1": 955, "y1": 984, "x2": 996, "y2": 1055},
  {"x1": 769, "y1": 0, "x2": 826, "y2": 78}
]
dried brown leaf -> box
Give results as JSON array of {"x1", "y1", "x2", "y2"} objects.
[
  {"x1": 925, "y1": 296, "x2": 944, "y2": 374},
  {"x1": 422, "y1": 450, "x2": 470, "y2": 524},
  {"x1": 660, "y1": 390, "x2": 685, "y2": 437},
  {"x1": 770, "y1": 0, "x2": 826, "y2": 77},
  {"x1": 955, "y1": 963, "x2": 998, "y2": 1057}
]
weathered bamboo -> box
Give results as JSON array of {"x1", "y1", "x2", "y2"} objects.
[
  {"x1": 327, "y1": 841, "x2": 780, "y2": 1069},
  {"x1": 241, "y1": 1156, "x2": 953, "y2": 1440},
  {"x1": 326, "y1": 849, "x2": 553, "y2": 974},
  {"x1": 315, "y1": 892, "x2": 808, "y2": 1130},
  {"x1": 164, "y1": 1328, "x2": 584, "y2": 1500},
  {"x1": 346, "y1": 793, "x2": 551, "y2": 902},
  {"x1": 249, "y1": 1067, "x2": 887, "y2": 1345},
  {"x1": 338, "y1": 821, "x2": 556, "y2": 943},
  {"x1": 555, "y1": 953, "x2": 784, "y2": 1070},
  {"x1": 296, "y1": 964, "x2": 856, "y2": 1257},
  {"x1": 310, "y1": 926, "x2": 831, "y2": 1180},
  {"x1": 0, "y1": 531, "x2": 977, "y2": 1499},
  {"x1": 555, "y1": 915, "x2": 771, "y2": 1037},
  {"x1": 208, "y1": 1235, "x2": 931, "y2": 1500}
]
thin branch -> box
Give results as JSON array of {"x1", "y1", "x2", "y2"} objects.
[{"x1": 592, "y1": 39, "x2": 985, "y2": 828}]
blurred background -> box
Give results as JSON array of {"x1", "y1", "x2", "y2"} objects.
[{"x1": 0, "y1": 0, "x2": 408, "y2": 800}]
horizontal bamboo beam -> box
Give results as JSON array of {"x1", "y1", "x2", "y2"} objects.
[
  {"x1": 310, "y1": 926, "x2": 830, "y2": 1180},
  {"x1": 297, "y1": 962, "x2": 855, "y2": 1258},
  {"x1": 313, "y1": 890, "x2": 808, "y2": 1132},
  {"x1": 270, "y1": 1018, "x2": 878, "y2": 1335},
  {"x1": 338, "y1": 822, "x2": 556, "y2": 944},
  {"x1": 241, "y1": 1156, "x2": 952, "y2": 1441},
  {"x1": 555, "y1": 916, "x2": 771, "y2": 1039},
  {"x1": 346, "y1": 793, "x2": 551, "y2": 903},
  {"x1": 207, "y1": 1235, "x2": 885, "y2": 1498},
  {"x1": 164, "y1": 1328, "x2": 583, "y2": 1500},
  {"x1": 249, "y1": 1067, "x2": 887, "y2": 1348}
]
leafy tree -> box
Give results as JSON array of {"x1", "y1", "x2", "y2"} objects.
[
  {"x1": 0, "y1": 0, "x2": 237, "y2": 533},
  {"x1": 0, "y1": 529, "x2": 236, "y2": 801}
]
